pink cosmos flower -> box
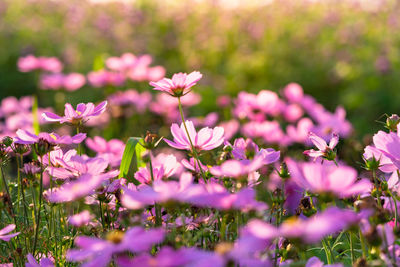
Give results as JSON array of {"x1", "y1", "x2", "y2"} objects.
[
  {"x1": 68, "y1": 210, "x2": 94, "y2": 227},
  {"x1": 66, "y1": 227, "x2": 164, "y2": 267},
  {"x1": 287, "y1": 159, "x2": 371, "y2": 197},
  {"x1": 149, "y1": 71, "x2": 202, "y2": 97},
  {"x1": 85, "y1": 136, "x2": 125, "y2": 167},
  {"x1": 108, "y1": 90, "x2": 152, "y2": 113},
  {"x1": 87, "y1": 70, "x2": 125, "y2": 87},
  {"x1": 304, "y1": 132, "x2": 339, "y2": 161},
  {"x1": 210, "y1": 148, "x2": 280, "y2": 179},
  {"x1": 42, "y1": 101, "x2": 107, "y2": 124},
  {"x1": 134, "y1": 154, "x2": 179, "y2": 184},
  {"x1": 164, "y1": 120, "x2": 224, "y2": 151},
  {"x1": 40, "y1": 73, "x2": 86, "y2": 92},
  {"x1": 282, "y1": 83, "x2": 304, "y2": 103},
  {"x1": 0, "y1": 224, "x2": 20, "y2": 242},
  {"x1": 14, "y1": 129, "x2": 86, "y2": 145},
  {"x1": 18, "y1": 55, "x2": 63, "y2": 73},
  {"x1": 26, "y1": 254, "x2": 54, "y2": 267}
]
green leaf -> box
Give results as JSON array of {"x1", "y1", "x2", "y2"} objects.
[
  {"x1": 32, "y1": 95, "x2": 40, "y2": 135},
  {"x1": 119, "y1": 137, "x2": 146, "y2": 185}
]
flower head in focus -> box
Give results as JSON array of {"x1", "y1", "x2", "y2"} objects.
[
  {"x1": 42, "y1": 101, "x2": 107, "y2": 125},
  {"x1": 150, "y1": 71, "x2": 202, "y2": 97},
  {"x1": 164, "y1": 120, "x2": 224, "y2": 152}
]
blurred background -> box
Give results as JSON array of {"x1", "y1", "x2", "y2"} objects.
[{"x1": 1, "y1": 0, "x2": 400, "y2": 138}]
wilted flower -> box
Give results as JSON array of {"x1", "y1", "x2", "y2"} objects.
[
  {"x1": 42, "y1": 101, "x2": 107, "y2": 124},
  {"x1": 150, "y1": 71, "x2": 202, "y2": 97}
]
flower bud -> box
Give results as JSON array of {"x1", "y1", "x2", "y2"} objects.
[
  {"x1": 12, "y1": 143, "x2": 30, "y2": 155},
  {"x1": 35, "y1": 138, "x2": 54, "y2": 156},
  {"x1": 364, "y1": 156, "x2": 380, "y2": 171},
  {"x1": 386, "y1": 114, "x2": 400, "y2": 132},
  {"x1": 142, "y1": 131, "x2": 163, "y2": 150},
  {"x1": 278, "y1": 162, "x2": 290, "y2": 179},
  {"x1": 2, "y1": 136, "x2": 13, "y2": 147}
]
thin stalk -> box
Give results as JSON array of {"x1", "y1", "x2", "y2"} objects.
[
  {"x1": 99, "y1": 200, "x2": 105, "y2": 229},
  {"x1": 32, "y1": 159, "x2": 44, "y2": 256},
  {"x1": 372, "y1": 169, "x2": 382, "y2": 208},
  {"x1": 1, "y1": 166, "x2": 21, "y2": 249},
  {"x1": 322, "y1": 238, "x2": 333, "y2": 264},
  {"x1": 148, "y1": 151, "x2": 162, "y2": 227},
  {"x1": 389, "y1": 191, "x2": 399, "y2": 228},
  {"x1": 359, "y1": 228, "x2": 368, "y2": 258},
  {"x1": 177, "y1": 97, "x2": 206, "y2": 182},
  {"x1": 348, "y1": 232, "x2": 354, "y2": 265}
]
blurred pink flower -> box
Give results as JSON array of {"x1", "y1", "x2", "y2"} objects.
[
  {"x1": 0, "y1": 224, "x2": 20, "y2": 242},
  {"x1": 18, "y1": 55, "x2": 63, "y2": 73},
  {"x1": 287, "y1": 159, "x2": 371, "y2": 197},
  {"x1": 40, "y1": 73, "x2": 86, "y2": 91},
  {"x1": 282, "y1": 83, "x2": 304, "y2": 103},
  {"x1": 87, "y1": 70, "x2": 125, "y2": 87},
  {"x1": 68, "y1": 210, "x2": 94, "y2": 227}
]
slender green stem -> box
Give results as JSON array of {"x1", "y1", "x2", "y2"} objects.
[
  {"x1": 322, "y1": 238, "x2": 333, "y2": 264},
  {"x1": 359, "y1": 228, "x2": 368, "y2": 258},
  {"x1": 348, "y1": 232, "x2": 354, "y2": 265},
  {"x1": 177, "y1": 97, "x2": 206, "y2": 182},
  {"x1": 372, "y1": 169, "x2": 382, "y2": 208},
  {"x1": 32, "y1": 159, "x2": 44, "y2": 256}
]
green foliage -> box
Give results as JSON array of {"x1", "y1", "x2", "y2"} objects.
[{"x1": 119, "y1": 137, "x2": 145, "y2": 184}]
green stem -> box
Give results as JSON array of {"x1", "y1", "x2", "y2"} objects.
[
  {"x1": 177, "y1": 97, "x2": 206, "y2": 182},
  {"x1": 322, "y1": 238, "x2": 333, "y2": 264},
  {"x1": 359, "y1": 228, "x2": 368, "y2": 259},
  {"x1": 348, "y1": 232, "x2": 354, "y2": 265},
  {"x1": 32, "y1": 159, "x2": 44, "y2": 256}
]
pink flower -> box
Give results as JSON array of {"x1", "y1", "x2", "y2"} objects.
[
  {"x1": 287, "y1": 159, "x2": 371, "y2": 197},
  {"x1": 282, "y1": 83, "x2": 304, "y2": 103},
  {"x1": 26, "y1": 254, "x2": 54, "y2": 267},
  {"x1": 87, "y1": 70, "x2": 125, "y2": 87},
  {"x1": 18, "y1": 55, "x2": 63, "y2": 73},
  {"x1": 67, "y1": 227, "x2": 164, "y2": 266},
  {"x1": 14, "y1": 129, "x2": 86, "y2": 145},
  {"x1": 304, "y1": 132, "x2": 339, "y2": 161},
  {"x1": 0, "y1": 224, "x2": 20, "y2": 242},
  {"x1": 68, "y1": 210, "x2": 94, "y2": 227},
  {"x1": 39, "y1": 73, "x2": 85, "y2": 91},
  {"x1": 42, "y1": 101, "x2": 107, "y2": 124},
  {"x1": 149, "y1": 71, "x2": 202, "y2": 97},
  {"x1": 85, "y1": 136, "x2": 125, "y2": 167},
  {"x1": 165, "y1": 120, "x2": 224, "y2": 151},
  {"x1": 134, "y1": 154, "x2": 179, "y2": 184}
]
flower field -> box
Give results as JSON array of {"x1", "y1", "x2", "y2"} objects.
[{"x1": 1, "y1": 0, "x2": 400, "y2": 266}]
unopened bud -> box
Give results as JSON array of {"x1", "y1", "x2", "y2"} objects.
[{"x1": 386, "y1": 114, "x2": 400, "y2": 132}]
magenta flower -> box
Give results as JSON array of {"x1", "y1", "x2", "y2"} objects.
[
  {"x1": 164, "y1": 120, "x2": 224, "y2": 151},
  {"x1": 26, "y1": 254, "x2": 54, "y2": 267},
  {"x1": 66, "y1": 227, "x2": 164, "y2": 267},
  {"x1": 0, "y1": 224, "x2": 20, "y2": 242},
  {"x1": 14, "y1": 129, "x2": 86, "y2": 145},
  {"x1": 42, "y1": 101, "x2": 107, "y2": 124},
  {"x1": 149, "y1": 71, "x2": 202, "y2": 97},
  {"x1": 304, "y1": 132, "x2": 339, "y2": 161},
  {"x1": 287, "y1": 159, "x2": 371, "y2": 197}
]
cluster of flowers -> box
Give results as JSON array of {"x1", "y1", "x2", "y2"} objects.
[{"x1": 1, "y1": 55, "x2": 400, "y2": 267}]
